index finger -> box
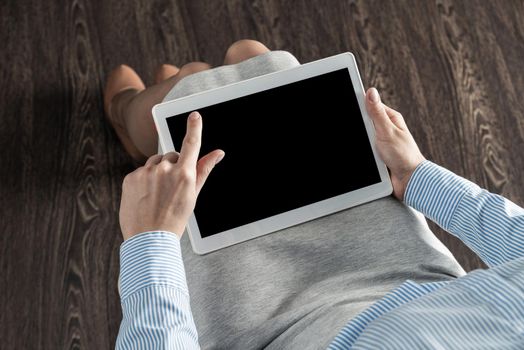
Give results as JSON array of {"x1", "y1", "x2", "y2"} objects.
[{"x1": 178, "y1": 111, "x2": 202, "y2": 166}]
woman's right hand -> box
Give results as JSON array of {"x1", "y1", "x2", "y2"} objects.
[{"x1": 365, "y1": 88, "x2": 426, "y2": 201}]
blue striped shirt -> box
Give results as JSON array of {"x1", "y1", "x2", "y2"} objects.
[{"x1": 116, "y1": 161, "x2": 524, "y2": 349}]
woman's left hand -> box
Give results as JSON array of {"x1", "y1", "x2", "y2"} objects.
[{"x1": 119, "y1": 111, "x2": 225, "y2": 240}]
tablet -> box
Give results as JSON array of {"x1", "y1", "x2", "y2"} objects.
[{"x1": 153, "y1": 52, "x2": 392, "y2": 254}]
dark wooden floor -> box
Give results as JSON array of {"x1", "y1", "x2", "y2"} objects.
[{"x1": 1, "y1": 0, "x2": 523, "y2": 348}]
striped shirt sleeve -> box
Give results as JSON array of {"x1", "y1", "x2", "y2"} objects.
[
  {"x1": 404, "y1": 160, "x2": 524, "y2": 267},
  {"x1": 115, "y1": 231, "x2": 200, "y2": 349}
]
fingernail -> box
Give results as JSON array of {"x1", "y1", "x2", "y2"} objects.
[
  {"x1": 215, "y1": 152, "x2": 225, "y2": 165},
  {"x1": 190, "y1": 111, "x2": 200, "y2": 120},
  {"x1": 369, "y1": 88, "x2": 380, "y2": 103}
]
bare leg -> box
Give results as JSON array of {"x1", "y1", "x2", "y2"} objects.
[
  {"x1": 154, "y1": 64, "x2": 180, "y2": 84},
  {"x1": 223, "y1": 39, "x2": 270, "y2": 65},
  {"x1": 104, "y1": 39, "x2": 270, "y2": 163},
  {"x1": 104, "y1": 62, "x2": 211, "y2": 160}
]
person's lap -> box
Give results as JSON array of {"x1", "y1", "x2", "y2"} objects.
[
  {"x1": 155, "y1": 45, "x2": 465, "y2": 348},
  {"x1": 179, "y1": 197, "x2": 465, "y2": 349},
  {"x1": 108, "y1": 41, "x2": 465, "y2": 348}
]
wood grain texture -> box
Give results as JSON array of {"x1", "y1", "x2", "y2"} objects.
[{"x1": 1, "y1": 0, "x2": 523, "y2": 348}]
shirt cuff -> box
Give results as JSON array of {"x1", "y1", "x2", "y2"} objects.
[
  {"x1": 404, "y1": 160, "x2": 480, "y2": 230},
  {"x1": 119, "y1": 231, "x2": 188, "y2": 301}
]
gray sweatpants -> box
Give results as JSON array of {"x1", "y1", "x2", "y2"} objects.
[{"x1": 163, "y1": 51, "x2": 466, "y2": 349}]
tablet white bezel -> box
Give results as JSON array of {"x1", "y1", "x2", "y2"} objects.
[{"x1": 153, "y1": 52, "x2": 392, "y2": 254}]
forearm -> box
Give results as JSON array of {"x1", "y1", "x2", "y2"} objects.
[
  {"x1": 116, "y1": 231, "x2": 199, "y2": 349},
  {"x1": 404, "y1": 161, "x2": 524, "y2": 267}
]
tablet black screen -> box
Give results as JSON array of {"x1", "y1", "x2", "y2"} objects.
[{"x1": 166, "y1": 68, "x2": 381, "y2": 238}]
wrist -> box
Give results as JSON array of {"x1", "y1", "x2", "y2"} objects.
[
  {"x1": 404, "y1": 159, "x2": 427, "y2": 198},
  {"x1": 122, "y1": 226, "x2": 184, "y2": 241},
  {"x1": 123, "y1": 230, "x2": 182, "y2": 242},
  {"x1": 393, "y1": 156, "x2": 426, "y2": 201}
]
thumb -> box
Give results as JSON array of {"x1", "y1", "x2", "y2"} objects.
[
  {"x1": 195, "y1": 149, "x2": 225, "y2": 194},
  {"x1": 365, "y1": 88, "x2": 393, "y2": 136}
]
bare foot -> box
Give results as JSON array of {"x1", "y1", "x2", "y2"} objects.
[
  {"x1": 104, "y1": 65, "x2": 147, "y2": 163},
  {"x1": 154, "y1": 64, "x2": 180, "y2": 84}
]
